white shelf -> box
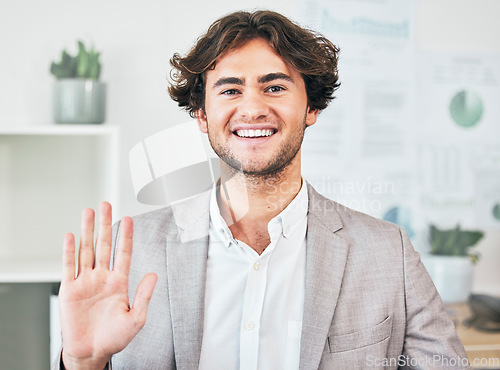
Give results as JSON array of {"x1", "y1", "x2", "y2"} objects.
[
  {"x1": 0, "y1": 256, "x2": 61, "y2": 283},
  {"x1": 0, "y1": 125, "x2": 120, "y2": 283},
  {"x1": 0, "y1": 124, "x2": 120, "y2": 368},
  {"x1": 0, "y1": 124, "x2": 118, "y2": 136}
]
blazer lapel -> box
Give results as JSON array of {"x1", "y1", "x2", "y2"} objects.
[
  {"x1": 163, "y1": 183, "x2": 348, "y2": 369},
  {"x1": 300, "y1": 184, "x2": 349, "y2": 370},
  {"x1": 165, "y1": 190, "x2": 211, "y2": 370}
]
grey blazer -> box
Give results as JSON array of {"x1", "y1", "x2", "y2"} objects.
[{"x1": 56, "y1": 183, "x2": 469, "y2": 369}]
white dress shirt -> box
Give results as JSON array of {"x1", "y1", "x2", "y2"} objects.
[{"x1": 199, "y1": 181, "x2": 308, "y2": 370}]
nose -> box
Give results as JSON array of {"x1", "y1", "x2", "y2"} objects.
[{"x1": 237, "y1": 90, "x2": 270, "y2": 120}]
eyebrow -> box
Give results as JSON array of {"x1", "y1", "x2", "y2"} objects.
[
  {"x1": 211, "y1": 72, "x2": 294, "y2": 89},
  {"x1": 212, "y1": 77, "x2": 245, "y2": 89},
  {"x1": 258, "y1": 72, "x2": 294, "y2": 84}
]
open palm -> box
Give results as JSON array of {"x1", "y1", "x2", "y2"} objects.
[{"x1": 58, "y1": 202, "x2": 157, "y2": 369}]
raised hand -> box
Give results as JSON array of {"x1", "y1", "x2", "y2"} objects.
[{"x1": 58, "y1": 202, "x2": 157, "y2": 369}]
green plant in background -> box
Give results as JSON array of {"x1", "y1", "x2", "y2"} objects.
[
  {"x1": 429, "y1": 224, "x2": 484, "y2": 264},
  {"x1": 50, "y1": 40, "x2": 101, "y2": 79}
]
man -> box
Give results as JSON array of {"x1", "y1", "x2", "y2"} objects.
[{"x1": 55, "y1": 10, "x2": 469, "y2": 370}]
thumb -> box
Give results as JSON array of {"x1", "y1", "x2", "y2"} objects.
[{"x1": 131, "y1": 273, "x2": 158, "y2": 328}]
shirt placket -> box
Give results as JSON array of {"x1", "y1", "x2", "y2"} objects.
[{"x1": 239, "y1": 220, "x2": 281, "y2": 370}]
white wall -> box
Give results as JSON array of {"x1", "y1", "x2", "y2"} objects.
[{"x1": 418, "y1": 0, "x2": 500, "y2": 52}]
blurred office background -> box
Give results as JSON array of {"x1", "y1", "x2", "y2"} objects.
[{"x1": 0, "y1": 0, "x2": 499, "y2": 368}]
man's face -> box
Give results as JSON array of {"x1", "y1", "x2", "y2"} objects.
[{"x1": 196, "y1": 38, "x2": 318, "y2": 177}]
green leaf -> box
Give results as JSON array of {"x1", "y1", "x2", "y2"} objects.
[
  {"x1": 76, "y1": 40, "x2": 89, "y2": 78},
  {"x1": 457, "y1": 231, "x2": 484, "y2": 249},
  {"x1": 87, "y1": 49, "x2": 100, "y2": 79},
  {"x1": 469, "y1": 253, "x2": 481, "y2": 265},
  {"x1": 428, "y1": 224, "x2": 484, "y2": 260},
  {"x1": 50, "y1": 49, "x2": 77, "y2": 78},
  {"x1": 50, "y1": 41, "x2": 101, "y2": 79}
]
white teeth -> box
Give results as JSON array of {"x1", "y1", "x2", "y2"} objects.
[{"x1": 235, "y1": 129, "x2": 274, "y2": 138}]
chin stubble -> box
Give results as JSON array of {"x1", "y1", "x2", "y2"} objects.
[{"x1": 206, "y1": 110, "x2": 308, "y2": 183}]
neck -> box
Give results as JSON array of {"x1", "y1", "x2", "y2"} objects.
[{"x1": 216, "y1": 155, "x2": 303, "y2": 252}]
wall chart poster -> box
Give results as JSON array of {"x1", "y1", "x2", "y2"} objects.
[
  {"x1": 296, "y1": 0, "x2": 419, "y2": 239},
  {"x1": 418, "y1": 52, "x2": 500, "y2": 232}
]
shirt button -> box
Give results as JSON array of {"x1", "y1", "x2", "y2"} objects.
[
  {"x1": 284, "y1": 225, "x2": 290, "y2": 235},
  {"x1": 245, "y1": 321, "x2": 255, "y2": 331},
  {"x1": 254, "y1": 262, "x2": 260, "y2": 271}
]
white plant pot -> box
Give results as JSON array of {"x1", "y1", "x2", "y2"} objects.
[
  {"x1": 421, "y1": 255, "x2": 473, "y2": 304},
  {"x1": 53, "y1": 79, "x2": 106, "y2": 124}
]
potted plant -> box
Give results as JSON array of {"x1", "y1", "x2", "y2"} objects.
[
  {"x1": 422, "y1": 224, "x2": 484, "y2": 303},
  {"x1": 50, "y1": 40, "x2": 106, "y2": 124}
]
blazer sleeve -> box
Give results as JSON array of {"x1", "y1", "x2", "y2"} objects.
[{"x1": 399, "y1": 227, "x2": 471, "y2": 369}]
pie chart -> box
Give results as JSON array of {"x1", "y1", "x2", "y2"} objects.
[{"x1": 449, "y1": 90, "x2": 483, "y2": 128}]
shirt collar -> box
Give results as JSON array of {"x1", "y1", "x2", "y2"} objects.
[
  {"x1": 209, "y1": 181, "x2": 236, "y2": 247},
  {"x1": 277, "y1": 179, "x2": 308, "y2": 238},
  {"x1": 209, "y1": 178, "x2": 309, "y2": 247}
]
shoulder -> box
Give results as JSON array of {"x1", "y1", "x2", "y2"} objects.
[
  {"x1": 131, "y1": 205, "x2": 174, "y2": 231},
  {"x1": 306, "y1": 182, "x2": 405, "y2": 247},
  {"x1": 111, "y1": 206, "x2": 174, "y2": 235},
  {"x1": 120, "y1": 189, "x2": 211, "y2": 239}
]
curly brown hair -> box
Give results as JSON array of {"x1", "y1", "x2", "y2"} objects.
[{"x1": 168, "y1": 10, "x2": 340, "y2": 118}]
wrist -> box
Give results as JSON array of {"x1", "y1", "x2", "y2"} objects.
[{"x1": 62, "y1": 350, "x2": 110, "y2": 370}]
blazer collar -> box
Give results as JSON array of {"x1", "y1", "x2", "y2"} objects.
[
  {"x1": 170, "y1": 188, "x2": 211, "y2": 241},
  {"x1": 300, "y1": 183, "x2": 349, "y2": 369},
  {"x1": 305, "y1": 182, "x2": 343, "y2": 233},
  {"x1": 165, "y1": 189, "x2": 211, "y2": 370}
]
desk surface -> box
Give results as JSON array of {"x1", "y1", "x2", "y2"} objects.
[{"x1": 447, "y1": 303, "x2": 500, "y2": 369}]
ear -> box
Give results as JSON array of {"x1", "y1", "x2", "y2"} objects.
[
  {"x1": 196, "y1": 108, "x2": 208, "y2": 133},
  {"x1": 305, "y1": 106, "x2": 319, "y2": 127}
]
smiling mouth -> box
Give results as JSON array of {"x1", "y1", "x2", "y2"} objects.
[{"x1": 233, "y1": 129, "x2": 277, "y2": 138}]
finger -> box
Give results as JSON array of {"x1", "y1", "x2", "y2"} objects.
[
  {"x1": 78, "y1": 208, "x2": 95, "y2": 275},
  {"x1": 62, "y1": 233, "x2": 76, "y2": 282},
  {"x1": 131, "y1": 273, "x2": 158, "y2": 328},
  {"x1": 95, "y1": 202, "x2": 113, "y2": 270},
  {"x1": 114, "y1": 217, "x2": 134, "y2": 277}
]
